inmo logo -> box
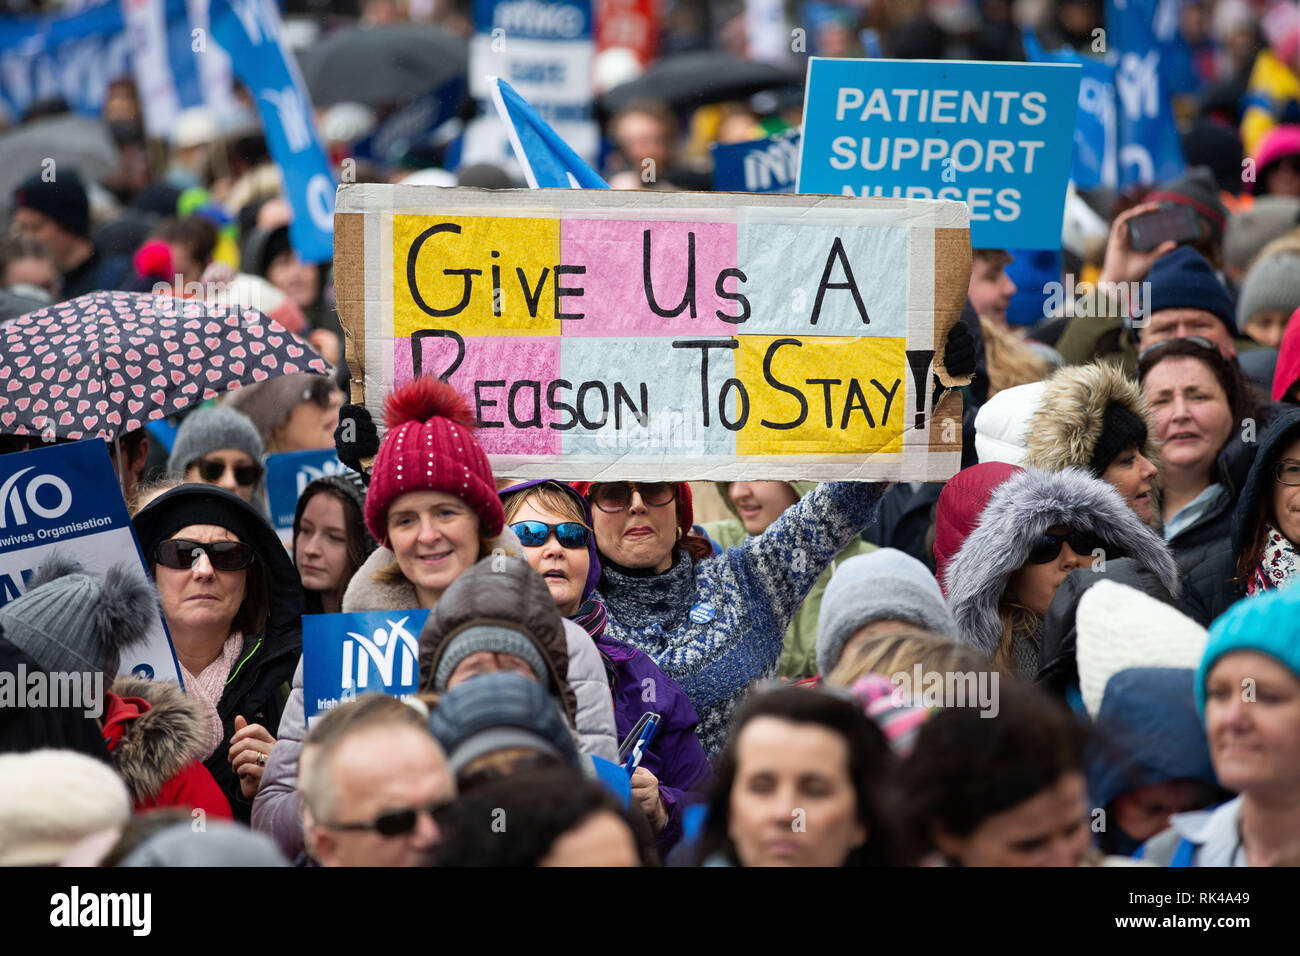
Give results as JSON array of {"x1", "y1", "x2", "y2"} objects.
[
  {"x1": 341, "y1": 616, "x2": 419, "y2": 690},
  {"x1": 0, "y1": 467, "x2": 72, "y2": 528}
]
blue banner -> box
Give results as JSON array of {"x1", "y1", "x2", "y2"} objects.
[
  {"x1": 798, "y1": 58, "x2": 1081, "y2": 250},
  {"x1": 0, "y1": 440, "x2": 179, "y2": 682},
  {"x1": 353, "y1": 76, "x2": 465, "y2": 166},
  {"x1": 712, "y1": 128, "x2": 801, "y2": 193},
  {"x1": 302, "y1": 610, "x2": 430, "y2": 726},
  {"x1": 263, "y1": 448, "x2": 349, "y2": 545},
  {"x1": 0, "y1": 0, "x2": 199, "y2": 123},
  {"x1": 209, "y1": 0, "x2": 334, "y2": 263},
  {"x1": 489, "y1": 76, "x2": 607, "y2": 188}
]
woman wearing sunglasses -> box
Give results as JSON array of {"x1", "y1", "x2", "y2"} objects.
[
  {"x1": 499, "y1": 479, "x2": 712, "y2": 852},
  {"x1": 166, "y1": 405, "x2": 266, "y2": 507},
  {"x1": 133, "y1": 484, "x2": 304, "y2": 821},
  {"x1": 569, "y1": 477, "x2": 890, "y2": 757},
  {"x1": 1183, "y1": 408, "x2": 1300, "y2": 625},
  {"x1": 944, "y1": 466, "x2": 1180, "y2": 678},
  {"x1": 1138, "y1": 337, "x2": 1267, "y2": 575},
  {"x1": 224, "y1": 372, "x2": 343, "y2": 455}
]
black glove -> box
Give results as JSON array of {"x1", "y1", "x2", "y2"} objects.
[
  {"x1": 334, "y1": 403, "x2": 379, "y2": 484},
  {"x1": 942, "y1": 320, "x2": 977, "y2": 380}
]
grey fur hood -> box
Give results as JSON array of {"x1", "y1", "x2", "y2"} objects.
[
  {"x1": 943, "y1": 467, "x2": 1181, "y2": 656},
  {"x1": 106, "y1": 676, "x2": 207, "y2": 803}
]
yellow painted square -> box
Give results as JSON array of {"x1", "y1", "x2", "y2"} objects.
[
  {"x1": 734, "y1": 335, "x2": 906, "y2": 456},
  {"x1": 393, "y1": 214, "x2": 561, "y2": 338}
]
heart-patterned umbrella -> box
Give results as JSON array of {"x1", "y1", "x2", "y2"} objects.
[{"x1": 0, "y1": 291, "x2": 331, "y2": 442}]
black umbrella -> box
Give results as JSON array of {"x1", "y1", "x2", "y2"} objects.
[
  {"x1": 599, "y1": 51, "x2": 805, "y2": 114},
  {"x1": 298, "y1": 24, "x2": 468, "y2": 108}
]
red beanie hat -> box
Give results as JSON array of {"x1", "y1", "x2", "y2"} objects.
[
  {"x1": 570, "y1": 480, "x2": 695, "y2": 537},
  {"x1": 365, "y1": 377, "x2": 504, "y2": 544}
]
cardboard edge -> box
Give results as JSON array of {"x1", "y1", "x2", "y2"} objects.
[
  {"x1": 932, "y1": 227, "x2": 972, "y2": 388},
  {"x1": 333, "y1": 209, "x2": 366, "y2": 404}
]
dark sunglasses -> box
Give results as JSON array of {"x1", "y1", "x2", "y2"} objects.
[
  {"x1": 322, "y1": 800, "x2": 454, "y2": 838},
  {"x1": 509, "y1": 520, "x2": 590, "y2": 549},
  {"x1": 1137, "y1": 335, "x2": 1219, "y2": 363},
  {"x1": 1026, "y1": 530, "x2": 1109, "y2": 565},
  {"x1": 301, "y1": 376, "x2": 337, "y2": 408},
  {"x1": 197, "y1": 457, "x2": 264, "y2": 487},
  {"x1": 589, "y1": 481, "x2": 676, "y2": 513},
  {"x1": 155, "y1": 538, "x2": 255, "y2": 571}
]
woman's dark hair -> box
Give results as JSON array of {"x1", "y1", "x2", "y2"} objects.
[
  {"x1": 1234, "y1": 412, "x2": 1300, "y2": 583},
  {"x1": 1138, "y1": 338, "x2": 1259, "y2": 438},
  {"x1": 693, "y1": 685, "x2": 904, "y2": 867},
  {"x1": 430, "y1": 767, "x2": 657, "y2": 866},
  {"x1": 295, "y1": 484, "x2": 369, "y2": 613},
  {"x1": 230, "y1": 547, "x2": 270, "y2": 638},
  {"x1": 154, "y1": 216, "x2": 218, "y2": 271},
  {"x1": 899, "y1": 677, "x2": 1087, "y2": 863}
]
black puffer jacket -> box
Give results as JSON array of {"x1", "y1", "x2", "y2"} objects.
[
  {"x1": 1166, "y1": 424, "x2": 1260, "y2": 577},
  {"x1": 133, "y1": 484, "x2": 303, "y2": 821},
  {"x1": 1182, "y1": 407, "x2": 1300, "y2": 626}
]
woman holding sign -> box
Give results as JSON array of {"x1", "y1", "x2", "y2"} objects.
[{"x1": 133, "y1": 484, "x2": 304, "y2": 822}]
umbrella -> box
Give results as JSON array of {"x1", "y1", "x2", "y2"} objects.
[
  {"x1": 599, "y1": 51, "x2": 805, "y2": 115},
  {"x1": 0, "y1": 115, "x2": 120, "y2": 219},
  {"x1": 297, "y1": 25, "x2": 468, "y2": 108},
  {"x1": 0, "y1": 291, "x2": 330, "y2": 443}
]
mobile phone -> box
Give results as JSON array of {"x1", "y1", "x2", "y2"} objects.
[{"x1": 1127, "y1": 205, "x2": 1202, "y2": 252}]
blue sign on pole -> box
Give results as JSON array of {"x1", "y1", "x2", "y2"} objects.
[
  {"x1": 302, "y1": 610, "x2": 430, "y2": 727},
  {"x1": 797, "y1": 58, "x2": 1081, "y2": 250},
  {"x1": 263, "y1": 448, "x2": 350, "y2": 546},
  {"x1": 209, "y1": 0, "x2": 335, "y2": 263},
  {"x1": 712, "y1": 128, "x2": 802, "y2": 193},
  {"x1": 0, "y1": 439, "x2": 179, "y2": 683}
]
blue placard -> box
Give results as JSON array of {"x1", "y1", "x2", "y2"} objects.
[
  {"x1": 302, "y1": 610, "x2": 430, "y2": 726},
  {"x1": 0, "y1": 439, "x2": 179, "y2": 683},
  {"x1": 263, "y1": 448, "x2": 349, "y2": 542},
  {"x1": 797, "y1": 58, "x2": 1082, "y2": 250},
  {"x1": 712, "y1": 128, "x2": 801, "y2": 193}
]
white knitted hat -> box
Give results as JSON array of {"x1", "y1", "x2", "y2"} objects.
[
  {"x1": 1076, "y1": 580, "x2": 1209, "y2": 719},
  {"x1": 0, "y1": 750, "x2": 131, "y2": 865},
  {"x1": 974, "y1": 380, "x2": 1047, "y2": 466}
]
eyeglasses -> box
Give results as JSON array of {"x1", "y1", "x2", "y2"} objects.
[
  {"x1": 1137, "y1": 335, "x2": 1219, "y2": 363},
  {"x1": 1277, "y1": 459, "x2": 1300, "y2": 486},
  {"x1": 509, "y1": 520, "x2": 590, "y2": 549},
  {"x1": 196, "y1": 457, "x2": 264, "y2": 487},
  {"x1": 1026, "y1": 530, "x2": 1109, "y2": 565},
  {"x1": 589, "y1": 481, "x2": 676, "y2": 513},
  {"x1": 301, "y1": 376, "x2": 337, "y2": 408},
  {"x1": 321, "y1": 799, "x2": 454, "y2": 838},
  {"x1": 155, "y1": 538, "x2": 255, "y2": 571}
]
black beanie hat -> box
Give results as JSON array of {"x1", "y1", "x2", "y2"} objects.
[
  {"x1": 1090, "y1": 403, "x2": 1149, "y2": 476},
  {"x1": 12, "y1": 168, "x2": 90, "y2": 238}
]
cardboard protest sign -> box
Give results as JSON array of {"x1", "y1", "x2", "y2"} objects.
[
  {"x1": 798, "y1": 58, "x2": 1081, "y2": 250},
  {"x1": 264, "y1": 449, "x2": 351, "y2": 548},
  {"x1": 0, "y1": 440, "x2": 180, "y2": 683},
  {"x1": 712, "y1": 129, "x2": 802, "y2": 193},
  {"x1": 334, "y1": 185, "x2": 969, "y2": 481},
  {"x1": 302, "y1": 610, "x2": 429, "y2": 727}
]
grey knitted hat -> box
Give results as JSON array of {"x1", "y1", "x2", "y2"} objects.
[
  {"x1": 432, "y1": 624, "x2": 549, "y2": 691},
  {"x1": 120, "y1": 821, "x2": 289, "y2": 867},
  {"x1": 1223, "y1": 196, "x2": 1300, "y2": 273},
  {"x1": 1236, "y1": 251, "x2": 1300, "y2": 328},
  {"x1": 815, "y1": 548, "x2": 957, "y2": 677},
  {"x1": 0, "y1": 557, "x2": 155, "y2": 678},
  {"x1": 167, "y1": 405, "x2": 264, "y2": 476},
  {"x1": 427, "y1": 671, "x2": 579, "y2": 774}
]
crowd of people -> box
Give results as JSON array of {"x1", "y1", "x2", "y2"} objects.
[{"x1": 2, "y1": 0, "x2": 1300, "y2": 868}]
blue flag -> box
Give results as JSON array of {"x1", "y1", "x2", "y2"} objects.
[
  {"x1": 488, "y1": 76, "x2": 608, "y2": 189},
  {"x1": 209, "y1": 0, "x2": 335, "y2": 262}
]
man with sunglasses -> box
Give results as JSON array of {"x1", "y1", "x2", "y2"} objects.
[{"x1": 299, "y1": 694, "x2": 455, "y2": 868}]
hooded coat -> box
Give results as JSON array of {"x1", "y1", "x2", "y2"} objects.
[
  {"x1": 703, "y1": 481, "x2": 877, "y2": 679},
  {"x1": 500, "y1": 479, "x2": 712, "y2": 851},
  {"x1": 102, "y1": 676, "x2": 233, "y2": 819},
  {"x1": 0, "y1": 630, "x2": 111, "y2": 761},
  {"x1": 1024, "y1": 361, "x2": 1161, "y2": 489},
  {"x1": 943, "y1": 468, "x2": 1181, "y2": 677},
  {"x1": 932, "y1": 462, "x2": 1023, "y2": 590},
  {"x1": 1182, "y1": 407, "x2": 1300, "y2": 624},
  {"x1": 133, "y1": 484, "x2": 303, "y2": 822},
  {"x1": 251, "y1": 526, "x2": 619, "y2": 859}
]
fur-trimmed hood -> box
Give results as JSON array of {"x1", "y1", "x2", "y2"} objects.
[
  {"x1": 943, "y1": 467, "x2": 1181, "y2": 656},
  {"x1": 103, "y1": 677, "x2": 207, "y2": 803},
  {"x1": 1025, "y1": 361, "x2": 1161, "y2": 479}
]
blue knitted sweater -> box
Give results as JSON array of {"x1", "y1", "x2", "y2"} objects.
[{"x1": 598, "y1": 482, "x2": 888, "y2": 757}]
